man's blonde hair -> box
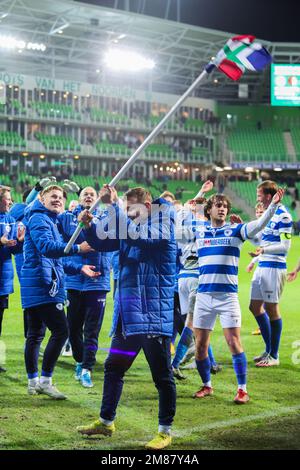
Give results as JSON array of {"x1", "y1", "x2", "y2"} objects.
[
  {"x1": 125, "y1": 187, "x2": 152, "y2": 204},
  {"x1": 40, "y1": 185, "x2": 64, "y2": 197}
]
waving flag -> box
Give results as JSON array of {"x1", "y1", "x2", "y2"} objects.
[{"x1": 206, "y1": 35, "x2": 272, "y2": 81}]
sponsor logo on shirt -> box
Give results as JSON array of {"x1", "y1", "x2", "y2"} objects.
[{"x1": 201, "y1": 238, "x2": 231, "y2": 247}]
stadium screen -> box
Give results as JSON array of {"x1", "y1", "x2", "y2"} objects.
[{"x1": 271, "y1": 63, "x2": 300, "y2": 106}]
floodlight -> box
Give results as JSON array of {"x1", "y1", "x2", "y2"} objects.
[{"x1": 104, "y1": 48, "x2": 155, "y2": 72}]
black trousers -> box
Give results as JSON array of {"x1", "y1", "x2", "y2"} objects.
[
  {"x1": 0, "y1": 295, "x2": 9, "y2": 337},
  {"x1": 100, "y1": 320, "x2": 176, "y2": 426},
  {"x1": 67, "y1": 290, "x2": 107, "y2": 370},
  {"x1": 24, "y1": 303, "x2": 69, "y2": 377}
]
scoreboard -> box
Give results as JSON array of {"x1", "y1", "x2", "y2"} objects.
[{"x1": 271, "y1": 64, "x2": 300, "y2": 106}]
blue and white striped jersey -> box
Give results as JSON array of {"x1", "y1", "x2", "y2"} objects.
[
  {"x1": 178, "y1": 218, "x2": 205, "y2": 279},
  {"x1": 196, "y1": 222, "x2": 248, "y2": 294},
  {"x1": 259, "y1": 204, "x2": 292, "y2": 269}
]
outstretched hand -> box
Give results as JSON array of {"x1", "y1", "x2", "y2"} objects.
[
  {"x1": 272, "y1": 187, "x2": 285, "y2": 205},
  {"x1": 230, "y1": 214, "x2": 243, "y2": 224},
  {"x1": 81, "y1": 265, "x2": 101, "y2": 278},
  {"x1": 200, "y1": 180, "x2": 214, "y2": 194},
  {"x1": 99, "y1": 185, "x2": 118, "y2": 204},
  {"x1": 287, "y1": 271, "x2": 297, "y2": 282},
  {"x1": 248, "y1": 248, "x2": 263, "y2": 258}
]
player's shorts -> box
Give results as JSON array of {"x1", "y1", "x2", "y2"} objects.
[
  {"x1": 193, "y1": 292, "x2": 241, "y2": 330},
  {"x1": 250, "y1": 267, "x2": 286, "y2": 303},
  {"x1": 178, "y1": 276, "x2": 199, "y2": 316}
]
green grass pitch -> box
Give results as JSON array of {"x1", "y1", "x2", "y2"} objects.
[{"x1": 1, "y1": 238, "x2": 300, "y2": 450}]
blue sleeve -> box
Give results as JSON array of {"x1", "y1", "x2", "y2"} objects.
[
  {"x1": 62, "y1": 258, "x2": 82, "y2": 275},
  {"x1": 84, "y1": 223, "x2": 120, "y2": 252},
  {"x1": 29, "y1": 215, "x2": 80, "y2": 258},
  {"x1": 25, "y1": 188, "x2": 39, "y2": 205},
  {"x1": 117, "y1": 205, "x2": 174, "y2": 248}
]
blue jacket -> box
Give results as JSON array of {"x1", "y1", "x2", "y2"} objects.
[
  {"x1": 111, "y1": 251, "x2": 119, "y2": 281},
  {"x1": 85, "y1": 198, "x2": 176, "y2": 337},
  {"x1": 0, "y1": 212, "x2": 23, "y2": 296},
  {"x1": 58, "y1": 205, "x2": 111, "y2": 292},
  {"x1": 21, "y1": 199, "x2": 82, "y2": 309},
  {"x1": 9, "y1": 203, "x2": 27, "y2": 282}
]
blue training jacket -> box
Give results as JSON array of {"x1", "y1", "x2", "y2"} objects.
[
  {"x1": 21, "y1": 199, "x2": 82, "y2": 309},
  {"x1": 58, "y1": 205, "x2": 111, "y2": 292},
  {"x1": 9, "y1": 203, "x2": 27, "y2": 282},
  {"x1": 0, "y1": 212, "x2": 23, "y2": 296},
  {"x1": 84, "y1": 198, "x2": 177, "y2": 338}
]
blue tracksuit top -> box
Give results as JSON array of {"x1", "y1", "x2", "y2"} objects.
[
  {"x1": 84, "y1": 198, "x2": 177, "y2": 337},
  {"x1": 0, "y1": 212, "x2": 23, "y2": 296},
  {"x1": 21, "y1": 199, "x2": 82, "y2": 309},
  {"x1": 58, "y1": 205, "x2": 111, "y2": 292}
]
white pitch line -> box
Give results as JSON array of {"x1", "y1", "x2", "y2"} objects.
[{"x1": 172, "y1": 404, "x2": 300, "y2": 438}]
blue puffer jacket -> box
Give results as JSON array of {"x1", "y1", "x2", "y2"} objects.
[
  {"x1": 0, "y1": 212, "x2": 23, "y2": 296},
  {"x1": 85, "y1": 198, "x2": 177, "y2": 337},
  {"x1": 21, "y1": 199, "x2": 82, "y2": 309},
  {"x1": 58, "y1": 205, "x2": 111, "y2": 292},
  {"x1": 9, "y1": 203, "x2": 27, "y2": 282},
  {"x1": 111, "y1": 251, "x2": 119, "y2": 281}
]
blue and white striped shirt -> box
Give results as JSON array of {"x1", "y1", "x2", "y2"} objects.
[
  {"x1": 259, "y1": 204, "x2": 292, "y2": 269},
  {"x1": 196, "y1": 223, "x2": 247, "y2": 294}
]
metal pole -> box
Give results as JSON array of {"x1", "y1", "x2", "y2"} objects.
[{"x1": 64, "y1": 69, "x2": 208, "y2": 253}]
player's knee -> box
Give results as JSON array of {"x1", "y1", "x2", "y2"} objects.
[{"x1": 226, "y1": 336, "x2": 241, "y2": 353}]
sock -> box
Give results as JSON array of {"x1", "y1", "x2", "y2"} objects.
[
  {"x1": 158, "y1": 425, "x2": 171, "y2": 435},
  {"x1": 172, "y1": 327, "x2": 193, "y2": 368},
  {"x1": 40, "y1": 371, "x2": 52, "y2": 385},
  {"x1": 208, "y1": 344, "x2": 217, "y2": 366},
  {"x1": 82, "y1": 368, "x2": 90, "y2": 375},
  {"x1": 100, "y1": 417, "x2": 114, "y2": 426},
  {"x1": 232, "y1": 352, "x2": 247, "y2": 388},
  {"x1": 27, "y1": 372, "x2": 39, "y2": 380},
  {"x1": 196, "y1": 356, "x2": 211, "y2": 385},
  {"x1": 255, "y1": 312, "x2": 271, "y2": 353},
  {"x1": 28, "y1": 377, "x2": 39, "y2": 386},
  {"x1": 238, "y1": 384, "x2": 247, "y2": 392},
  {"x1": 270, "y1": 318, "x2": 282, "y2": 359}
]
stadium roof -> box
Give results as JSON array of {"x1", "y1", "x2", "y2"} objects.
[{"x1": 1, "y1": 0, "x2": 300, "y2": 103}]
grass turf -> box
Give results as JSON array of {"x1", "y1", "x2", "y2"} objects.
[{"x1": 0, "y1": 238, "x2": 300, "y2": 450}]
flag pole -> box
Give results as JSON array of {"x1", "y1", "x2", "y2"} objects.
[{"x1": 64, "y1": 68, "x2": 210, "y2": 253}]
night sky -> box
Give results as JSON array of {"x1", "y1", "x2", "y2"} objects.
[{"x1": 76, "y1": 0, "x2": 299, "y2": 42}]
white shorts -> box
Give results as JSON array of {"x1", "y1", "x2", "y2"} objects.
[
  {"x1": 193, "y1": 292, "x2": 241, "y2": 330},
  {"x1": 178, "y1": 276, "x2": 199, "y2": 316},
  {"x1": 250, "y1": 267, "x2": 286, "y2": 304}
]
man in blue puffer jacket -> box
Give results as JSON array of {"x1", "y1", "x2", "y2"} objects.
[
  {"x1": 77, "y1": 186, "x2": 177, "y2": 450},
  {"x1": 59, "y1": 186, "x2": 112, "y2": 388},
  {"x1": 0, "y1": 188, "x2": 24, "y2": 330},
  {"x1": 21, "y1": 185, "x2": 100, "y2": 399},
  {"x1": 0, "y1": 187, "x2": 24, "y2": 372}
]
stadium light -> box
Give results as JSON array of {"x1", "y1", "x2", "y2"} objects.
[
  {"x1": 0, "y1": 34, "x2": 46, "y2": 52},
  {"x1": 274, "y1": 167, "x2": 283, "y2": 171},
  {"x1": 104, "y1": 48, "x2": 155, "y2": 72}
]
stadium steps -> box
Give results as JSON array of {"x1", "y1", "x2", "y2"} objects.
[{"x1": 283, "y1": 132, "x2": 297, "y2": 161}]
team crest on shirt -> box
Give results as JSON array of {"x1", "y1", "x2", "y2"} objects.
[
  {"x1": 198, "y1": 230, "x2": 205, "y2": 238},
  {"x1": 5, "y1": 225, "x2": 11, "y2": 233},
  {"x1": 224, "y1": 229, "x2": 232, "y2": 237},
  {"x1": 270, "y1": 222, "x2": 276, "y2": 229}
]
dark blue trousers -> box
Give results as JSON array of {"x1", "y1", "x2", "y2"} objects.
[
  {"x1": 100, "y1": 320, "x2": 176, "y2": 426},
  {"x1": 67, "y1": 290, "x2": 107, "y2": 370},
  {"x1": 24, "y1": 303, "x2": 68, "y2": 377}
]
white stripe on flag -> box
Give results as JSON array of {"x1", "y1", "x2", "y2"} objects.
[{"x1": 236, "y1": 47, "x2": 259, "y2": 71}]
